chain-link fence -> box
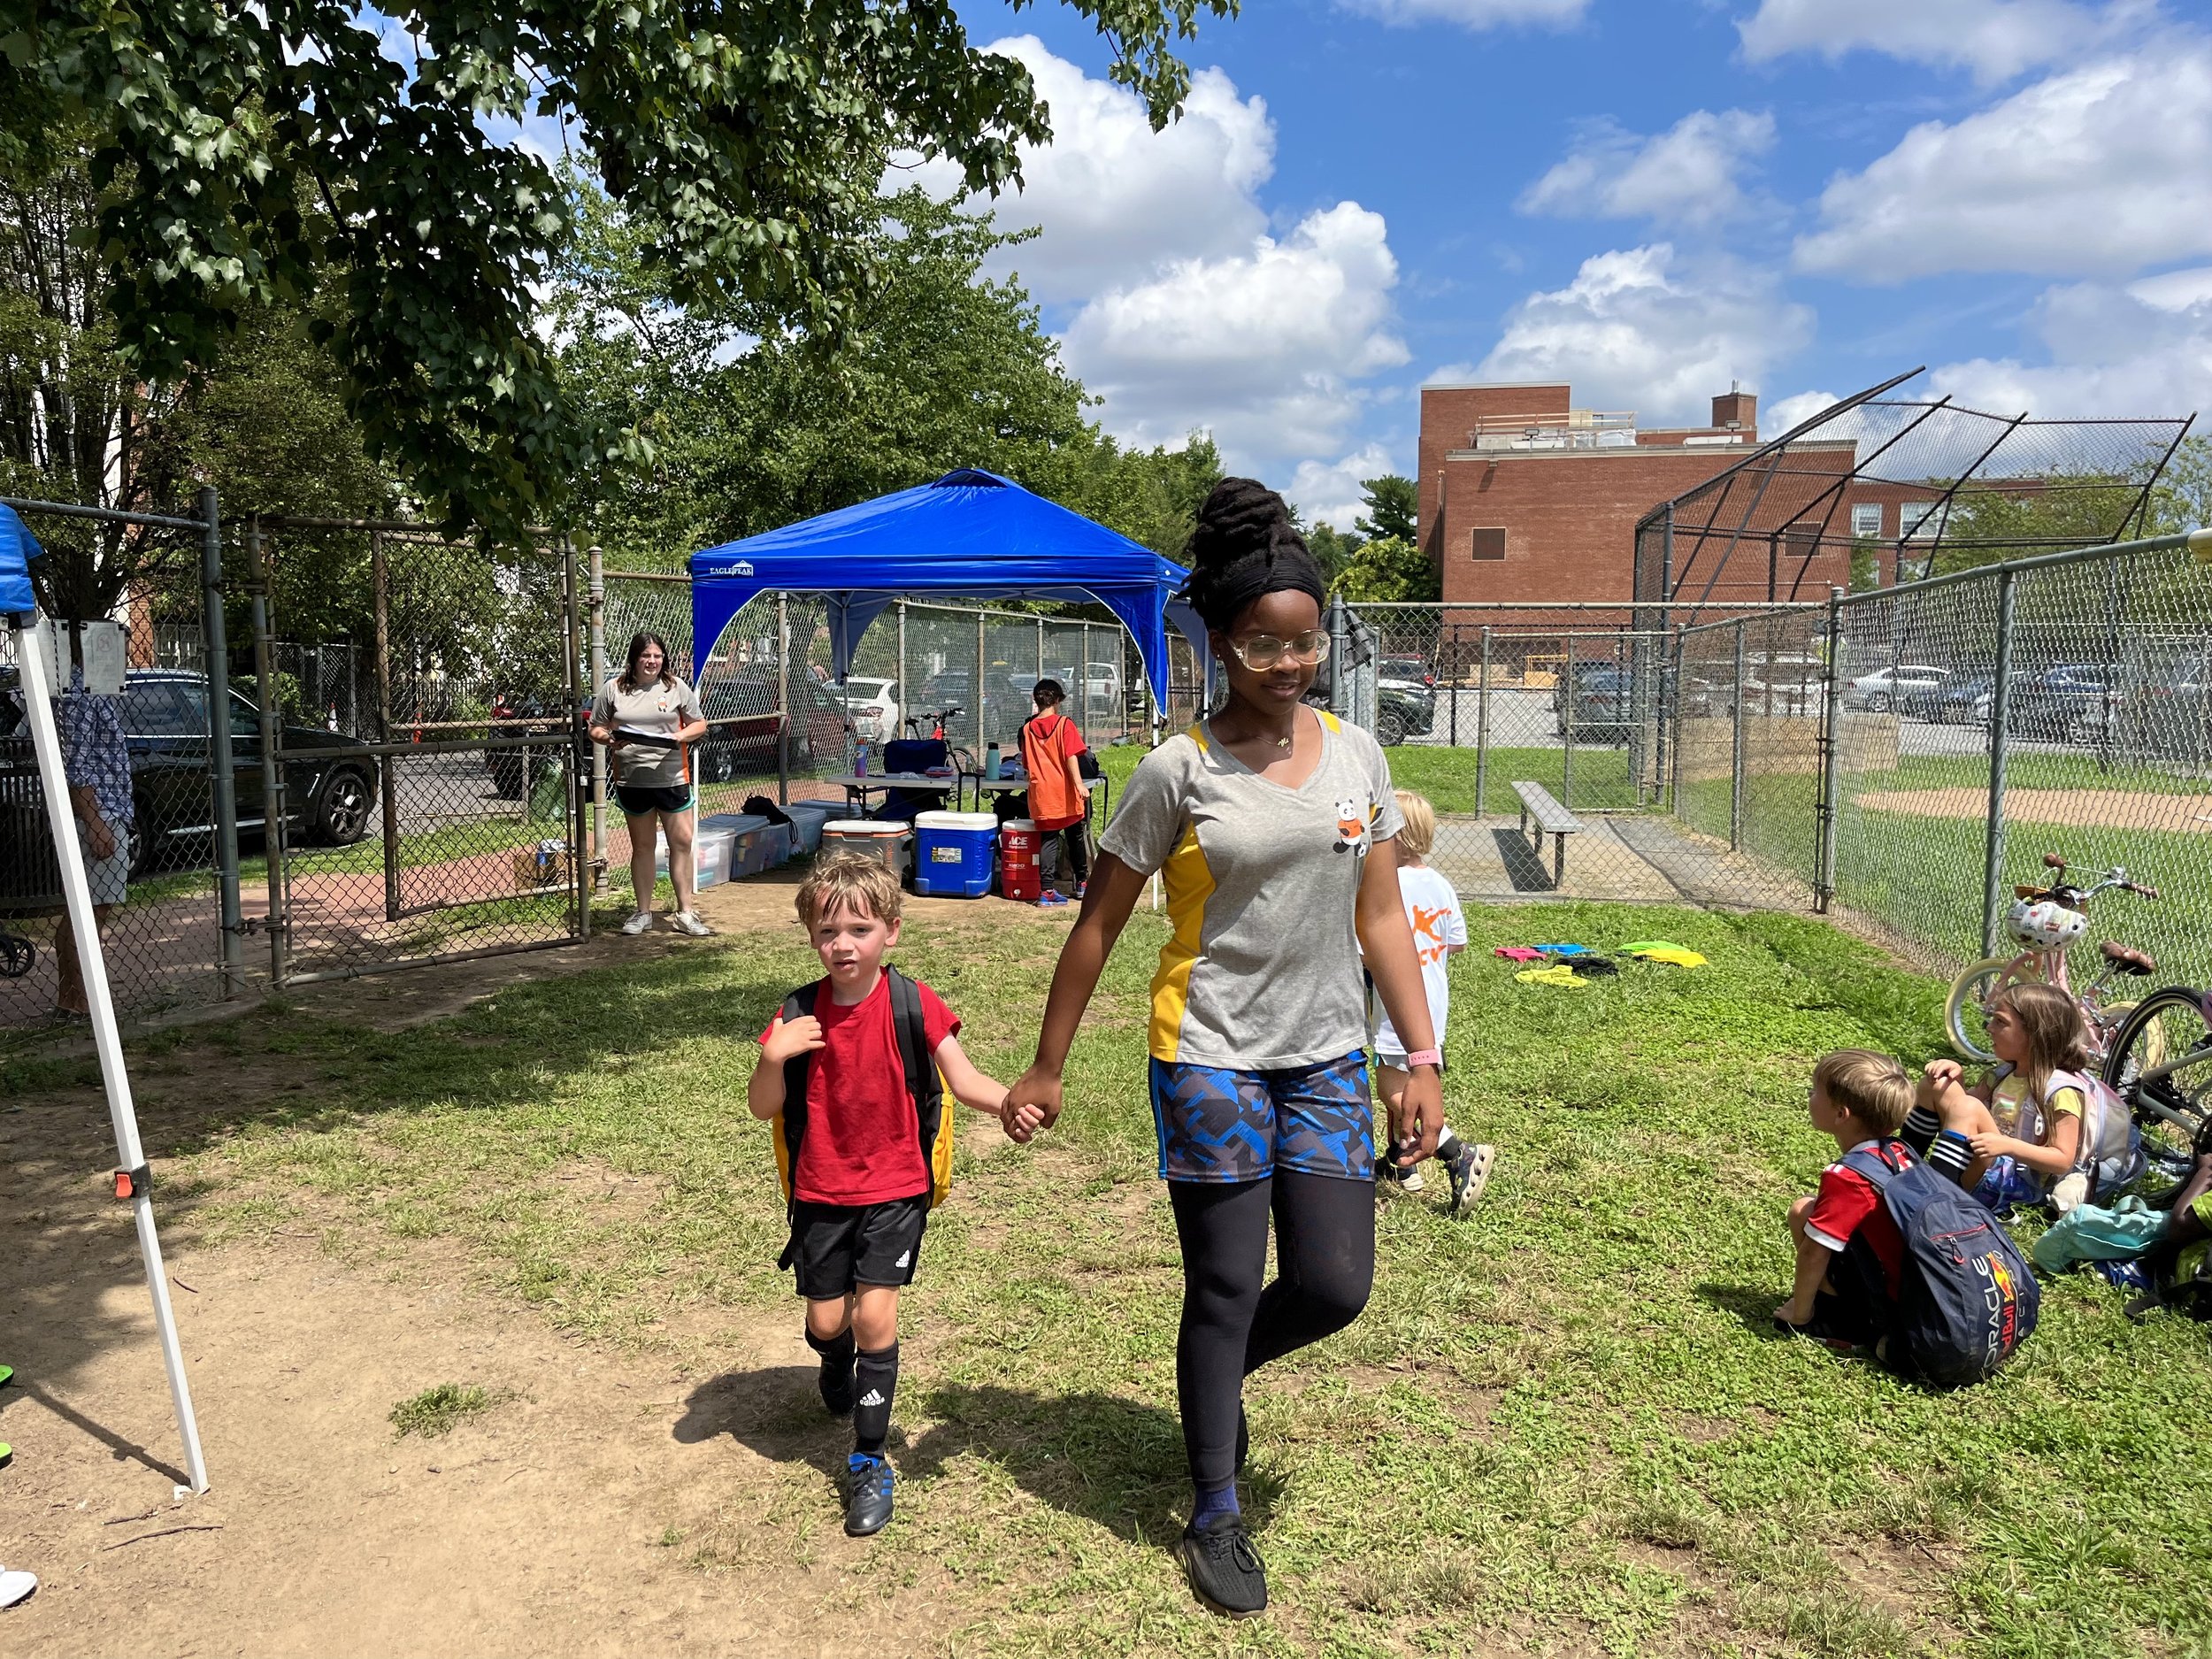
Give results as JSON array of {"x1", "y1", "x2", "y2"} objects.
[{"x1": 246, "y1": 518, "x2": 585, "y2": 986}]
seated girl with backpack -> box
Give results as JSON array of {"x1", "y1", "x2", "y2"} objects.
[{"x1": 1907, "y1": 982, "x2": 2141, "y2": 1214}]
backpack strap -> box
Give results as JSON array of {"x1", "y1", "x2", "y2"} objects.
[
  {"x1": 1838, "y1": 1139, "x2": 1914, "y2": 1191},
  {"x1": 772, "y1": 982, "x2": 818, "y2": 1268},
  {"x1": 885, "y1": 965, "x2": 952, "y2": 1208}
]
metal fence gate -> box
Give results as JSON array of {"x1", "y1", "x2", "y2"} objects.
[{"x1": 246, "y1": 517, "x2": 586, "y2": 985}]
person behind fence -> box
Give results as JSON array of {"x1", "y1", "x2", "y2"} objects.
[
  {"x1": 1774, "y1": 1050, "x2": 1917, "y2": 1344},
  {"x1": 52, "y1": 648, "x2": 131, "y2": 1024},
  {"x1": 1903, "y1": 983, "x2": 2095, "y2": 1214},
  {"x1": 748, "y1": 852, "x2": 1019, "y2": 1538},
  {"x1": 588, "y1": 631, "x2": 711, "y2": 938},
  {"x1": 1018, "y1": 677, "x2": 1091, "y2": 901},
  {"x1": 1001, "y1": 477, "x2": 1443, "y2": 1620},
  {"x1": 1370, "y1": 788, "x2": 1494, "y2": 1215}
]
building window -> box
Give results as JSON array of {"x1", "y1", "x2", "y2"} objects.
[
  {"x1": 1850, "y1": 503, "x2": 1882, "y2": 539},
  {"x1": 1900, "y1": 501, "x2": 1943, "y2": 539},
  {"x1": 1469, "y1": 527, "x2": 1507, "y2": 561}
]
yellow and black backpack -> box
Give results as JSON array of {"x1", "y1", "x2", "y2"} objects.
[{"x1": 771, "y1": 965, "x2": 956, "y2": 1263}]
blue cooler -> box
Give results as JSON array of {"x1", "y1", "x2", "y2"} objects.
[
  {"x1": 911, "y1": 810, "x2": 997, "y2": 898},
  {"x1": 783, "y1": 800, "x2": 838, "y2": 855}
]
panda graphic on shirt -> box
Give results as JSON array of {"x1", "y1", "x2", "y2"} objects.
[{"x1": 1334, "y1": 795, "x2": 1373, "y2": 855}]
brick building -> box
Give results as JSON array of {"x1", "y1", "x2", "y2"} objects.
[{"x1": 1416, "y1": 381, "x2": 1959, "y2": 606}]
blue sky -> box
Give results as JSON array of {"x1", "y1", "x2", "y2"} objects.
[{"x1": 918, "y1": 0, "x2": 2212, "y2": 526}]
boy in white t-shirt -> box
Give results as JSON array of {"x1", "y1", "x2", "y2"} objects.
[{"x1": 1371, "y1": 790, "x2": 1495, "y2": 1215}]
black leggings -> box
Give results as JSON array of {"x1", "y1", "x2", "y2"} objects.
[{"x1": 1168, "y1": 1171, "x2": 1375, "y2": 1487}]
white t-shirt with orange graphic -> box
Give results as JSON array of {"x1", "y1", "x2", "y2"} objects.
[{"x1": 1371, "y1": 863, "x2": 1465, "y2": 1063}]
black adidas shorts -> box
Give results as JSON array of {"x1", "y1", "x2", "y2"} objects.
[{"x1": 788, "y1": 1194, "x2": 930, "y2": 1302}]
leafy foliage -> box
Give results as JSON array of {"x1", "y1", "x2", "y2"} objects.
[
  {"x1": 1353, "y1": 472, "x2": 1417, "y2": 544},
  {"x1": 1332, "y1": 533, "x2": 1439, "y2": 603},
  {"x1": 2, "y1": 0, "x2": 1233, "y2": 538}
]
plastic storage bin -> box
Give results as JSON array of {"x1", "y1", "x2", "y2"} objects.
[
  {"x1": 912, "y1": 810, "x2": 998, "y2": 898},
  {"x1": 783, "y1": 800, "x2": 838, "y2": 855},
  {"x1": 657, "y1": 825, "x2": 738, "y2": 888},
  {"x1": 822, "y1": 819, "x2": 910, "y2": 876},
  {"x1": 997, "y1": 818, "x2": 1041, "y2": 902},
  {"x1": 699, "y1": 812, "x2": 793, "y2": 878}
]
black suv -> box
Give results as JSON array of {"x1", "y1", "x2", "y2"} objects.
[{"x1": 1, "y1": 667, "x2": 379, "y2": 879}]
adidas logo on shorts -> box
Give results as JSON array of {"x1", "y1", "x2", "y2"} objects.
[
  {"x1": 895, "y1": 1250, "x2": 910, "y2": 1269},
  {"x1": 858, "y1": 1389, "x2": 886, "y2": 1407}
]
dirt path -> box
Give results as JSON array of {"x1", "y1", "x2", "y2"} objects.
[{"x1": 1852, "y1": 786, "x2": 2212, "y2": 832}]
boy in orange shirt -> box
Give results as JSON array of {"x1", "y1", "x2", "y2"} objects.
[{"x1": 1018, "y1": 678, "x2": 1091, "y2": 902}]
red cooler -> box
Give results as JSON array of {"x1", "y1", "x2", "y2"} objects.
[{"x1": 998, "y1": 818, "x2": 1041, "y2": 902}]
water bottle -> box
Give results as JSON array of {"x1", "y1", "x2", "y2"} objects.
[
  {"x1": 856, "y1": 742, "x2": 869, "y2": 778},
  {"x1": 984, "y1": 741, "x2": 1002, "y2": 780}
]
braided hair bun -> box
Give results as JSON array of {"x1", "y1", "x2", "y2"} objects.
[{"x1": 1179, "y1": 478, "x2": 1327, "y2": 631}]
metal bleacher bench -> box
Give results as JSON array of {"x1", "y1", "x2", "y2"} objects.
[{"x1": 1511, "y1": 780, "x2": 1583, "y2": 886}]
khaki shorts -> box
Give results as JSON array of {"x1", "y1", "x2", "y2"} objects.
[{"x1": 76, "y1": 817, "x2": 131, "y2": 907}]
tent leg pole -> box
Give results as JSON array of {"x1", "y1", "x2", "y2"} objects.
[{"x1": 14, "y1": 616, "x2": 209, "y2": 1493}]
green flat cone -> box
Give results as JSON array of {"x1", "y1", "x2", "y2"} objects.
[
  {"x1": 0, "y1": 1364, "x2": 14, "y2": 1386},
  {"x1": 0, "y1": 1443, "x2": 12, "y2": 1467}
]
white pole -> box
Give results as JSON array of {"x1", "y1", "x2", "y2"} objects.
[{"x1": 15, "y1": 613, "x2": 209, "y2": 1494}]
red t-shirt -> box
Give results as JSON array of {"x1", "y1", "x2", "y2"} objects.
[
  {"x1": 1803, "y1": 1141, "x2": 1906, "y2": 1298},
  {"x1": 760, "y1": 973, "x2": 960, "y2": 1206},
  {"x1": 1020, "y1": 711, "x2": 1087, "y2": 831}
]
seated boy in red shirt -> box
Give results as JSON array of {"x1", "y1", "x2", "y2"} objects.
[
  {"x1": 749, "y1": 853, "x2": 1028, "y2": 1536},
  {"x1": 1775, "y1": 1049, "x2": 1917, "y2": 1348}
]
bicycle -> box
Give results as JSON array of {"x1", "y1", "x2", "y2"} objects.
[
  {"x1": 1943, "y1": 853, "x2": 2160, "y2": 1064},
  {"x1": 2102, "y1": 984, "x2": 2212, "y2": 1197},
  {"x1": 900, "y1": 705, "x2": 977, "y2": 775}
]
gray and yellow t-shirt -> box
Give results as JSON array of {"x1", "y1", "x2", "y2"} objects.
[
  {"x1": 1098, "y1": 710, "x2": 1403, "y2": 1070},
  {"x1": 592, "y1": 674, "x2": 704, "y2": 788}
]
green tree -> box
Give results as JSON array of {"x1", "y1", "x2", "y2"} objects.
[
  {"x1": 1354, "y1": 474, "x2": 1417, "y2": 544},
  {"x1": 1332, "y1": 534, "x2": 1438, "y2": 604},
  {"x1": 1935, "y1": 472, "x2": 2163, "y2": 573},
  {"x1": 4, "y1": 0, "x2": 1233, "y2": 539},
  {"x1": 1304, "y1": 522, "x2": 1364, "y2": 587}
]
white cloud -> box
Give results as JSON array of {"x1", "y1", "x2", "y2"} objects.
[
  {"x1": 1925, "y1": 267, "x2": 2212, "y2": 416},
  {"x1": 1060, "y1": 204, "x2": 1408, "y2": 469},
  {"x1": 1339, "y1": 0, "x2": 1590, "y2": 30},
  {"x1": 1736, "y1": 0, "x2": 2137, "y2": 82},
  {"x1": 1462, "y1": 244, "x2": 1814, "y2": 424},
  {"x1": 910, "y1": 36, "x2": 1272, "y2": 305},
  {"x1": 1794, "y1": 46, "x2": 2212, "y2": 281},
  {"x1": 1519, "y1": 110, "x2": 1776, "y2": 228},
  {"x1": 1764, "y1": 389, "x2": 1846, "y2": 434},
  {"x1": 1286, "y1": 445, "x2": 1400, "y2": 532}
]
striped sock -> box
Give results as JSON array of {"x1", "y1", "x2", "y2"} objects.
[
  {"x1": 1925, "y1": 1131, "x2": 1975, "y2": 1186},
  {"x1": 1901, "y1": 1105, "x2": 1942, "y2": 1156}
]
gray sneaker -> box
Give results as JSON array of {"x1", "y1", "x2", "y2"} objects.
[
  {"x1": 619, "y1": 910, "x2": 655, "y2": 936},
  {"x1": 669, "y1": 910, "x2": 713, "y2": 937}
]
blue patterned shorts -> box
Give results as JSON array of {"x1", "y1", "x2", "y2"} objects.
[{"x1": 1148, "y1": 1053, "x2": 1375, "y2": 1185}]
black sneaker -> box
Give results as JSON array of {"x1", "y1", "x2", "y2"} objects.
[
  {"x1": 818, "y1": 1348, "x2": 855, "y2": 1417},
  {"x1": 1179, "y1": 1512, "x2": 1266, "y2": 1617},
  {"x1": 1446, "y1": 1143, "x2": 1494, "y2": 1216},
  {"x1": 844, "y1": 1453, "x2": 895, "y2": 1536}
]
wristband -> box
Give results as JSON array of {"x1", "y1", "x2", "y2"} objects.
[{"x1": 1403, "y1": 1048, "x2": 1442, "y2": 1071}]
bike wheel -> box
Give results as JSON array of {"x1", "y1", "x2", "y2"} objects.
[
  {"x1": 2103, "y1": 987, "x2": 2212, "y2": 1196},
  {"x1": 1946, "y1": 956, "x2": 2037, "y2": 1063}
]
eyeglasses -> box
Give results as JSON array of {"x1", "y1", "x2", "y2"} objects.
[{"x1": 1225, "y1": 629, "x2": 1331, "y2": 671}]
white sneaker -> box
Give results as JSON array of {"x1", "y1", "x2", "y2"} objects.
[
  {"x1": 620, "y1": 910, "x2": 655, "y2": 936},
  {"x1": 0, "y1": 1569, "x2": 37, "y2": 1609},
  {"x1": 670, "y1": 911, "x2": 713, "y2": 937}
]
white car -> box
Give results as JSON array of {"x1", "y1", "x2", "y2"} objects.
[
  {"x1": 1847, "y1": 664, "x2": 1947, "y2": 712},
  {"x1": 836, "y1": 678, "x2": 901, "y2": 742},
  {"x1": 1048, "y1": 663, "x2": 1124, "y2": 707}
]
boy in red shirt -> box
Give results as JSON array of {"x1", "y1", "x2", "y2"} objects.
[
  {"x1": 1775, "y1": 1049, "x2": 1917, "y2": 1348},
  {"x1": 1018, "y1": 678, "x2": 1091, "y2": 901},
  {"x1": 749, "y1": 853, "x2": 1025, "y2": 1535}
]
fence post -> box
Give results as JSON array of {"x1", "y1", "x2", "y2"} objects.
[
  {"x1": 244, "y1": 521, "x2": 288, "y2": 987},
  {"x1": 1475, "y1": 626, "x2": 1491, "y2": 816},
  {"x1": 1561, "y1": 632, "x2": 1576, "y2": 806},
  {"x1": 1815, "y1": 586, "x2": 1846, "y2": 913},
  {"x1": 975, "y1": 610, "x2": 987, "y2": 754},
  {"x1": 561, "y1": 537, "x2": 588, "y2": 941},
  {"x1": 776, "y1": 595, "x2": 791, "y2": 805},
  {"x1": 1981, "y1": 567, "x2": 2019, "y2": 956},
  {"x1": 1079, "y1": 623, "x2": 1092, "y2": 746},
  {"x1": 1730, "y1": 618, "x2": 1747, "y2": 851},
  {"x1": 196, "y1": 487, "x2": 245, "y2": 996},
  {"x1": 371, "y1": 528, "x2": 400, "y2": 923},
  {"x1": 1036, "y1": 614, "x2": 1046, "y2": 688},
  {"x1": 896, "y1": 598, "x2": 908, "y2": 749},
  {"x1": 1667, "y1": 626, "x2": 1686, "y2": 817},
  {"x1": 587, "y1": 546, "x2": 608, "y2": 890}
]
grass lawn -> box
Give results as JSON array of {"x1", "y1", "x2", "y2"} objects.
[{"x1": 37, "y1": 896, "x2": 2212, "y2": 1655}]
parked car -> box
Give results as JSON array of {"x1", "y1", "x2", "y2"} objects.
[
  {"x1": 1559, "y1": 667, "x2": 1634, "y2": 743},
  {"x1": 1379, "y1": 654, "x2": 1435, "y2": 689},
  {"x1": 1045, "y1": 662, "x2": 1124, "y2": 707},
  {"x1": 1372, "y1": 680, "x2": 1434, "y2": 747},
  {"x1": 1901, "y1": 674, "x2": 1993, "y2": 725},
  {"x1": 694, "y1": 677, "x2": 850, "y2": 780},
  {"x1": 834, "y1": 678, "x2": 900, "y2": 744},
  {"x1": 1845, "y1": 664, "x2": 1947, "y2": 712},
  {"x1": 0, "y1": 667, "x2": 380, "y2": 881},
  {"x1": 1551, "y1": 660, "x2": 1622, "y2": 714},
  {"x1": 2007, "y1": 664, "x2": 2126, "y2": 743}
]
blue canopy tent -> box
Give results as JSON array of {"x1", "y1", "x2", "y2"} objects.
[
  {"x1": 688, "y1": 470, "x2": 1204, "y2": 710},
  {"x1": 3, "y1": 503, "x2": 209, "y2": 1494}
]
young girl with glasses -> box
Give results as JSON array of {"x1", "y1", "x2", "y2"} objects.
[{"x1": 1000, "y1": 478, "x2": 1444, "y2": 1618}]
